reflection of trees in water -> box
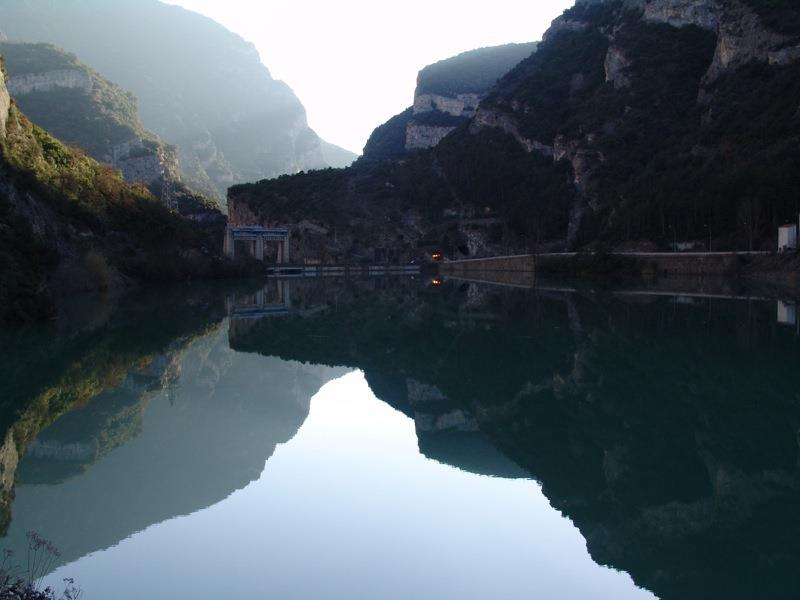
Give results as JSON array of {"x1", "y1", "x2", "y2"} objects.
[
  {"x1": 2, "y1": 278, "x2": 800, "y2": 599},
  {"x1": 2, "y1": 314, "x2": 347, "y2": 575},
  {"x1": 233, "y1": 279, "x2": 800, "y2": 600},
  {"x1": 0, "y1": 286, "x2": 230, "y2": 536}
]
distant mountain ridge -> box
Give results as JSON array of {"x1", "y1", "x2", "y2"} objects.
[
  {"x1": 0, "y1": 0, "x2": 344, "y2": 201},
  {"x1": 363, "y1": 43, "x2": 537, "y2": 161}
]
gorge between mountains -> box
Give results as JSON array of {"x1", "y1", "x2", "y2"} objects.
[{"x1": 0, "y1": 0, "x2": 799, "y2": 598}]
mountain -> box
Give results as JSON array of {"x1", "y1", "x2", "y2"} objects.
[
  {"x1": 0, "y1": 66, "x2": 233, "y2": 323},
  {"x1": 232, "y1": 0, "x2": 800, "y2": 258},
  {"x1": 0, "y1": 0, "x2": 331, "y2": 201},
  {"x1": 320, "y1": 140, "x2": 358, "y2": 168},
  {"x1": 0, "y1": 42, "x2": 221, "y2": 215},
  {"x1": 458, "y1": 0, "x2": 800, "y2": 249},
  {"x1": 362, "y1": 43, "x2": 537, "y2": 161},
  {"x1": 0, "y1": 43, "x2": 186, "y2": 205}
]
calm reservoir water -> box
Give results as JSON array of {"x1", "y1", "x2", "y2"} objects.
[{"x1": 1, "y1": 277, "x2": 798, "y2": 599}]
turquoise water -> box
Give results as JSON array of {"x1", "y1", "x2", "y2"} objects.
[{"x1": 1, "y1": 278, "x2": 798, "y2": 599}]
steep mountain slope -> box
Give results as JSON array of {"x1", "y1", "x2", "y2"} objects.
[
  {"x1": 0, "y1": 43, "x2": 185, "y2": 200},
  {"x1": 0, "y1": 66, "x2": 232, "y2": 323},
  {"x1": 0, "y1": 42, "x2": 220, "y2": 215},
  {"x1": 460, "y1": 0, "x2": 800, "y2": 249},
  {"x1": 233, "y1": 0, "x2": 800, "y2": 257},
  {"x1": 0, "y1": 0, "x2": 329, "y2": 201},
  {"x1": 362, "y1": 43, "x2": 537, "y2": 161}
]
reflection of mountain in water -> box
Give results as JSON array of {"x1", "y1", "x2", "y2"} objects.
[
  {"x1": 230, "y1": 279, "x2": 800, "y2": 600},
  {"x1": 0, "y1": 285, "x2": 230, "y2": 534},
  {"x1": 4, "y1": 322, "x2": 347, "y2": 571},
  {"x1": 4, "y1": 277, "x2": 800, "y2": 599},
  {"x1": 229, "y1": 278, "x2": 532, "y2": 480}
]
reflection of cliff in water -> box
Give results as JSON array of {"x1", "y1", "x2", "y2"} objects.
[
  {"x1": 0, "y1": 285, "x2": 230, "y2": 534},
  {"x1": 3, "y1": 321, "x2": 347, "y2": 572},
  {"x1": 230, "y1": 279, "x2": 800, "y2": 600},
  {"x1": 229, "y1": 278, "x2": 532, "y2": 479}
]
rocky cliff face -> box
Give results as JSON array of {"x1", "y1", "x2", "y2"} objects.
[
  {"x1": 612, "y1": 0, "x2": 800, "y2": 82},
  {"x1": 0, "y1": 67, "x2": 9, "y2": 136},
  {"x1": 6, "y1": 69, "x2": 91, "y2": 95},
  {"x1": 405, "y1": 122, "x2": 461, "y2": 151},
  {"x1": 0, "y1": 43, "x2": 189, "y2": 206},
  {"x1": 108, "y1": 138, "x2": 180, "y2": 190},
  {"x1": 404, "y1": 44, "x2": 539, "y2": 152},
  {"x1": 459, "y1": 0, "x2": 800, "y2": 248},
  {"x1": 362, "y1": 43, "x2": 538, "y2": 161},
  {"x1": 406, "y1": 91, "x2": 483, "y2": 151},
  {"x1": 234, "y1": 0, "x2": 800, "y2": 255},
  {"x1": 413, "y1": 92, "x2": 483, "y2": 117},
  {"x1": 0, "y1": 0, "x2": 332, "y2": 202}
]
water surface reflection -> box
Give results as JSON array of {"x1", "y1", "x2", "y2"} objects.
[{"x1": 0, "y1": 277, "x2": 798, "y2": 599}]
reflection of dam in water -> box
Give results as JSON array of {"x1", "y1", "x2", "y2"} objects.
[{"x1": 227, "y1": 280, "x2": 292, "y2": 320}]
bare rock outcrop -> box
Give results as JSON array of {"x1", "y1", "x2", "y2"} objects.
[
  {"x1": 703, "y1": 0, "x2": 796, "y2": 83},
  {"x1": 406, "y1": 122, "x2": 458, "y2": 151},
  {"x1": 638, "y1": 0, "x2": 720, "y2": 30},
  {"x1": 108, "y1": 139, "x2": 179, "y2": 189},
  {"x1": 413, "y1": 92, "x2": 482, "y2": 118},
  {"x1": 0, "y1": 71, "x2": 9, "y2": 137},
  {"x1": 604, "y1": 46, "x2": 632, "y2": 89},
  {"x1": 575, "y1": 0, "x2": 800, "y2": 83},
  {"x1": 7, "y1": 69, "x2": 91, "y2": 95},
  {"x1": 471, "y1": 107, "x2": 554, "y2": 157}
]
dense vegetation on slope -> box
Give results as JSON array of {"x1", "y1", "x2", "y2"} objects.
[
  {"x1": 742, "y1": 0, "x2": 800, "y2": 34},
  {"x1": 417, "y1": 43, "x2": 538, "y2": 96},
  {"x1": 475, "y1": 2, "x2": 800, "y2": 248},
  {"x1": 360, "y1": 108, "x2": 413, "y2": 161},
  {"x1": 229, "y1": 1, "x2": 800, "y2": 257},
  {"x1": 351, "y1": 1, "x2": 800, "y2": 252},
  {"x1": 0, "y1": 98, "x2": 235, "y2": 322},
  {"x1": 233, "y1": 154, "x2": 451, "y2": 227},
  {"x1": 435, "y1": 128, "x2": 574, "y2": 242}
]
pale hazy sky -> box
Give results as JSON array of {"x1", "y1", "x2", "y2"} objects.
[{"x1": 165, "y1": 0, "x2": 574, "y2": 154}]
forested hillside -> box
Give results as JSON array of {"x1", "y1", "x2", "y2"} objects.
[
  {"x1": 235, "y1": 0, "x2": 800, "y2": 258},
  {"x1": 0, "y1": 64, "x2": 236, "y2": 322}
]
